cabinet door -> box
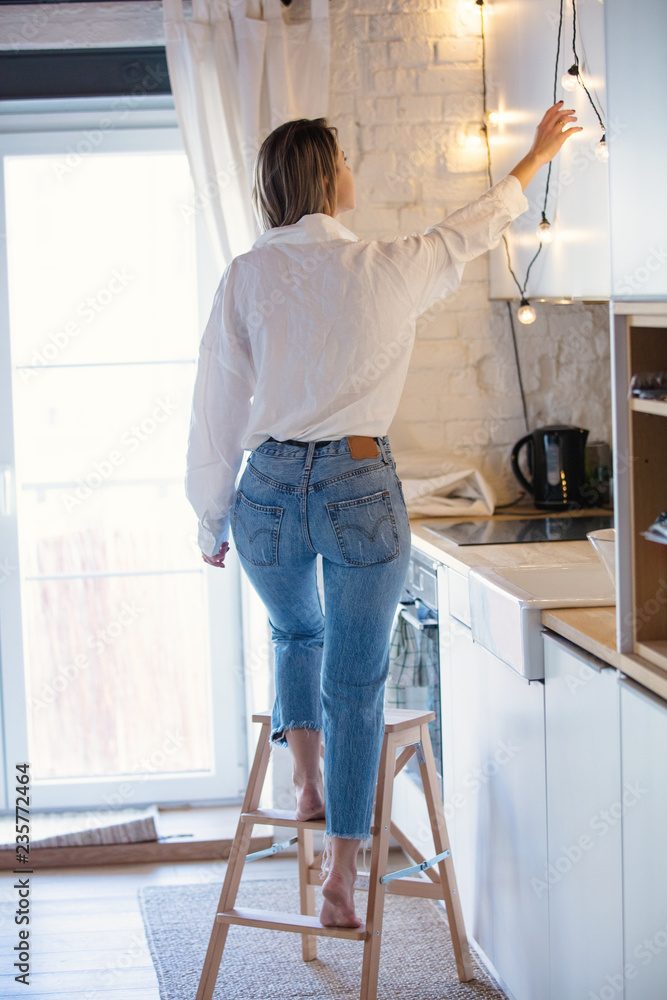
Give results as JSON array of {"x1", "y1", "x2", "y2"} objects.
[
  {"x1": 620, "y1": 677, "x2": 667, "y2": 1000},
  {"x1": 450, "y1": 622, "x2": 549, "y2": 1000},
  {"x1": 544, "y1": 632, "x2": 623, "y2": 1000},
  {"x1": 483, "y1": 644, "x2": 549, "y2": 1000},
  {"x1": 449, "y1": 620, "x2": 495, "y2": 965}
]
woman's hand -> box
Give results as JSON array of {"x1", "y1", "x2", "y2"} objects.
[
  {"x1": 202, "y1": 540, "x2": 230, "y2": 568},
  {"x1": 509, "y1": 101, "x2": 584, "y2": 191}
]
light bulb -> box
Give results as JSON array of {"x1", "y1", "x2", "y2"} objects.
[
  {"x1": 561, "y1": 64, "x2": 580, "y2": 92},
  {"x1": 518, "y1": 298, "x2": 537, "y2": 325},
  {"x1": 595, "y1": 134, "x2": 609, "y2": 162},
  {"x1": 485, "y1": 110, "x2": 500, "y2": 128},
  {"x1": 536, "y1": 219, "x2": 553, "y2": 244},
  {"x1": 460, "y1": 123, "x2": 485, "y2": 150}
]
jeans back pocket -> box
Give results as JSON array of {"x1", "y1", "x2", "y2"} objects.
[
  {"x1": 326, "y1": 490, "x2": 399, "y2": 566},
  {"x1": 232, "y1": 491, "x2": 283, "y2": 566}
]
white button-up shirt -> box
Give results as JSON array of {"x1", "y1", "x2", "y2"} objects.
[{"x1": 185, "y1": 174, "x2": 528, "y2": 555}]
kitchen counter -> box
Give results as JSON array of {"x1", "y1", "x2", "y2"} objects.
[
  {"x1": 409, "y1": 510, "x2": 667, "y2": 702},
  {"x1": 409, "y1": 508, "x2": 609, "y2": 578},
  {"x1": 542, "y1": 607, "x2": 667, "y2": 702}
]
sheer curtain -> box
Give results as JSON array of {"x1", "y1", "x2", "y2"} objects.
[
  {"x1": 163, "y1": 0, "x2": 331, "y2": 783},
  {"x1": 163, "y1": 0, "x2": 331, "y2": 271}
]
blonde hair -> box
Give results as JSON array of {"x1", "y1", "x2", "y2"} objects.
[{"x1": 252, "y1": 117, "x2": 339, "y2": 231}]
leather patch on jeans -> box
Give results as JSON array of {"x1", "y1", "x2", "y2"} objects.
[{"x1": 347, "y1": 435, "x2": 379, "y2": 459}]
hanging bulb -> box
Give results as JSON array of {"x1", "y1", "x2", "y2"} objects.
[
  {"x1": 595, "y1": 134, "x2": 609, "y2": 162},
  {"x1": 485, "y1": 110, "x2": 500, "y2": 128},
  {"x1": 561, "y1": 64, "x2": 580, "y2": 92},
  {"x1": 460, "y1": 123, "x2": 485, "y2": 150},
  {"x1": 518, "y1": 298, "x2": 537, "y2": 325},
  {"x1": 536, "y1": 216, "x2": 553, "y2": 244}
]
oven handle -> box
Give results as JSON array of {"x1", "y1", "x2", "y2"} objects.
[{"x1": 399, "y1": 606, "x2": 438, "y2": 631}]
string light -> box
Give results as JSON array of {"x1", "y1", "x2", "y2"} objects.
[
  {"x1": 460, "y1": 123, "x2": 486, "y2": 150},
  {"x1": 478, "y1": 0, "x2": 566, "y2": 326},
  {"x1": 485, "y1": 110, "x2": 500, "y2": 127},
  {"x1": 518, "y1": 298, "x2": 537, "y2": 325},
  {"x1": 536, "y1": 215, "x2": 554, "y2": 243},
  {"x1": 561, "y1": 63, "x2": 580, "y2": 91},
  {"x1": 595, "y1": 133, "x2": 609, "y2": 162},
  {"x1": 570, "y1": 0, "x2": 607, "y2": 155}
]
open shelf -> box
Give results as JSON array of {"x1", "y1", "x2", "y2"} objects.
[
  {"x1": 621, "y1": 320, "x2": 667, "y2": 667},
  {"x1": 629, "y1": 397, "x2": 667, "y2": 418},
  {"x1": 636, "y1": 641, "x2": 667, "y2": 673}
]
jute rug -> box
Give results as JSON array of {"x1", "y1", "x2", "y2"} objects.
[{"x1": 138, "y1": 878, "x2": 506, "y2": 999}]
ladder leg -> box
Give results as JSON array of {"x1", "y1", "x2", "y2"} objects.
[
  {"x1": 418, "y1": 722, "x2": 475, "y2": 983},
  {"x1": 196, "y1": 721, "x2": 273, "y2": 1000},
  {"x1": 297, "y1": 827, "x2": 318, "y2": 961},
  {"x1": 360, "y1": 731, "x2": 397, "y2": 1000}
]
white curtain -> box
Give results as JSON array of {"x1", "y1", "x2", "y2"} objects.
[{"x1": 163, "y1": 0, "x2": 331, "y2": 272}]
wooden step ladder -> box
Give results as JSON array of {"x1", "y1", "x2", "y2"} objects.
[{"x1": 196, "y1": 708, "x2": 474, "y2": 1000}]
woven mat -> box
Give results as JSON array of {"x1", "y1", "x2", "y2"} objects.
[{"x1": 138, "y1": 878, "x2": 505, "y2": 1000}]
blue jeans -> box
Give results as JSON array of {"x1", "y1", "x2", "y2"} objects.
[{"x1": 231, "y1": 435, "x2": 411, "y2": 839}]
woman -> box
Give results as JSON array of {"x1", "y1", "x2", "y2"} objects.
[{"x1": 185, "y1": 101, "x2": 581, "y2": 928}]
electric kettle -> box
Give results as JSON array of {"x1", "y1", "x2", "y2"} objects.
[{"x1": 510, "y1": 425, "x2": 590, "y2": 509}]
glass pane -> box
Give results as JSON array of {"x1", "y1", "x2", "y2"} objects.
[
  {"x1": 5, "y1": 152, "x2": 199, "y2": 366},
  {"x1": 4, "y1": 149, "x2": 214, "y2": 783},
  {"x1": 12, "y1": 363, "x2": 198, "y2": 576},
  {"x1": 24, "y1": 573, "x2": 211, "y2": 780}
]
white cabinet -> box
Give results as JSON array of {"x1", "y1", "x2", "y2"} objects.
[
  {"x1": 544, "y1": 632, "x2": 623, "y2": 1000},
  {"x1": 482, "y1": 642, "x2": 548, "y2": 1000},
  {"x1": 441, "y1": 567, "x2": 549, "y2": 1000},
  {"x1": 620, "y1": 677, "x2": 667, "y2": 1000}
]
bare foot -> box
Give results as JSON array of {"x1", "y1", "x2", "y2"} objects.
[
  {"x1": 294, "y1": 777, "x2": 325, "y2": 822},
  {"x1": 320, "y1": 869, "x2": 362, "y2": 928}
]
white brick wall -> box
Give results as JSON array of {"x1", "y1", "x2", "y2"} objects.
[
  {"x1": 0, "y1": 0, "x2": 612, "y2": 505},
  {"x1": 331, "y1": 0, "x2": 612, "y2": 503}
]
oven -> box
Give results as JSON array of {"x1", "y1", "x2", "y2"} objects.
[{"x1": 386, "y1": 545, "x2": 442, "y2": 790}]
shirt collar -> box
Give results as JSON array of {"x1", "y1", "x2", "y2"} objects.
[{"x1": 252, "y1": 212, "x2": 359, "y2": 248}]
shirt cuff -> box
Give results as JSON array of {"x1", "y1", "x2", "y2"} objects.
[
  {"x1": 198, "y1": 520, "x2": 230, "y2": 558},
  {"x1": 495, "y1": 173, "x2": 530, "y2": 218}
]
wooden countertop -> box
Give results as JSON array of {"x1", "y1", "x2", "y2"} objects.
[
  {"x1": 542, "y1": 607, "x2": 667, "y2": 702},
  {"x1": 408, "y1": 507, "x2": 667, "y2": 703}
]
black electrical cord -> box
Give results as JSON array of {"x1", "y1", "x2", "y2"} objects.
[
  {"x1": 571, "y1": 0, "x2": 606, "y2": 133},
  {"x1": 506, "y1": 301, "x2": 530, "y2": 433}
]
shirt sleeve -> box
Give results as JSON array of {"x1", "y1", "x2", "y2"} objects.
[
  {"x1": 391, "y1": 173, "x2": 529, "y2": 316},
  {"x1": 185, "y1": 261, "x2": 255, "y2": 557}
]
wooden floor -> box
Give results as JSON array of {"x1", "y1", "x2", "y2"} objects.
[{"x1": 0, "y1": 848, "x2": 410, "y2": 999}]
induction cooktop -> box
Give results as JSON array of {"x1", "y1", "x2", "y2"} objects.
[{"x1": 422, "y1": 514, "x2": 614, "y2": 546}]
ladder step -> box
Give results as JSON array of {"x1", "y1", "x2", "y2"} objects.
[
  {"x1": 304, "y1": 867, "x2": 443, "y2": 899},
  {"x1": 216, "y1": 906, "x2": 367, "y2": 940},
  {"x1": 241, "y1": 808, "x2": 326, "y2": 830}
]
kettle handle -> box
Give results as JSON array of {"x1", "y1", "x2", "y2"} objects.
[{"x1": 511, "y1": 434, "x2": 534, "y2": 496}]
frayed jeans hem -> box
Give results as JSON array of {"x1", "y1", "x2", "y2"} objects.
[{"x1": 270, "y1": 720, "x2": 323, "y2": 748}]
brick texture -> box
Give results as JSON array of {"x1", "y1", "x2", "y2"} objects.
[{"x1": 331, "y1": 0, "x2": 611, "y2": 504}]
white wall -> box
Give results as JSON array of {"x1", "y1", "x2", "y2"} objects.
[{"x1": 0, "y1": 0, "x2": 612, "y2": 503}]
